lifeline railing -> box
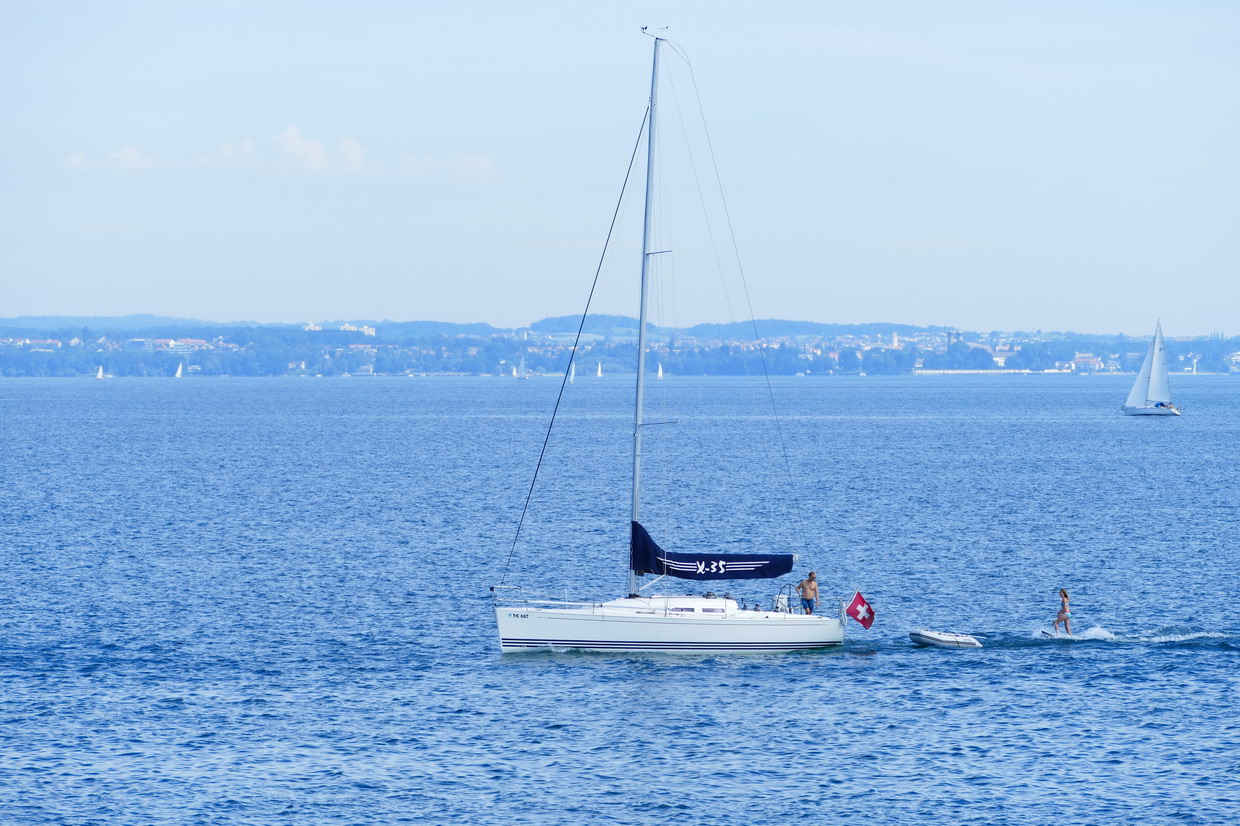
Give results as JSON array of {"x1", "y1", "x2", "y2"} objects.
[{"x1": 493, "y1": 583, "x2": 847, "y2": 621}]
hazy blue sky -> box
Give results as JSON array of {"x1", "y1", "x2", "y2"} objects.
[{"x1": 3, "y1": 1, "x2": 1237, "y2": 335}]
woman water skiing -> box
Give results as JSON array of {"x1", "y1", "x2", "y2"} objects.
[{"x1": 1052, "y1": 588, "x2": 1072, "y2": 635}]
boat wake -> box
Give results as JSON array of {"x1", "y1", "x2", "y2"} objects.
[
  {"x1": 1034, "y1": 625, "x2": 1118, "y2": 642},
  {"x1": 1143, "y1": 626, "x2": 1230, "y2": 645},
  {"x1": 886, "y1": 626, "x2": 1237, "y2": 652},
  {"x1": 1005, "y1": 625, "x2": 1235, "y2": 649}
]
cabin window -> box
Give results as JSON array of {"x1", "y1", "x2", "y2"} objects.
[
  {"x1": 701, "y1": 608, "x2": 724, "y2": 613},
  {"x1": 670, "y1": 607, "x2": 695, "y2": 613}
]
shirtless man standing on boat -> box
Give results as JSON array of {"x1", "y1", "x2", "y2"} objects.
[{"x1": 796, "y1": 572, "x2": 819, "y2": 615}]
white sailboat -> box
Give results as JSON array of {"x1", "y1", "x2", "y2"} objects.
[
  {"x1": 569, "y1": 361, "x2": 576, "y2": 384},
  {"x1": 95, "y1": 366, "x2": 104, "y2": 380},
  {"x1": 492, "y1": 34, "x2": 845, "y2": 654},
  {"x1": 175, "y1": 362, "x2": 184, "y2": 379},
  {"x1": 1123, "y1": 321, "x2": 1179, "y2": 416},
  {"x1": 596, "y1": 361, "x2": 603, "y2": 378},
  {"x1": 657, "y1": 362, "x2": 664, "y2": 379},
  {"x1": 518, "y1": 354, "x2": 528, "y2": 379}
]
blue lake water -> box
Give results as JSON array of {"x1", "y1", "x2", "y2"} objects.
[{"x1": 1, "y1": 375, "x2": 1237, "y2": 824}]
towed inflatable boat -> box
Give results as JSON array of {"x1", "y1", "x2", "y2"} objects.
[{"x1": 909, "y1": 629, "x2": 982, "y2": 649}]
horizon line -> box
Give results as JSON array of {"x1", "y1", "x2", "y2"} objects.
[{"x1": 0, "y1": 313, "x2": 1231, "y2": 340}]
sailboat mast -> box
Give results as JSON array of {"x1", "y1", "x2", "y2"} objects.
[{"x1": 630, "y1": 35, "x2": 661, "y2": 596}]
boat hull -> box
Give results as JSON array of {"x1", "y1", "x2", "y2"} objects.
[
  {"x1": 1122, "y1": 406, "x2": 1180, "y2": 416},
  {"x1": 495, "y1": 596, "x2": 844, "y2": 654}
]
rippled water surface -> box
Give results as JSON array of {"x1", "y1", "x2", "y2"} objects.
[{"x1": 2, "y1": 375, "x2": 1238, "y2": 824}]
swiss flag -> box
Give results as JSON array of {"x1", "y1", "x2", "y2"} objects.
[{"x1": 846, "y1": 592, "x2": 875, "y2": 629}]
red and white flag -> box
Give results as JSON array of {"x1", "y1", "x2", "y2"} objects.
[{"x1": 846, "y1": 591, "x2": 875, "y2": 629}]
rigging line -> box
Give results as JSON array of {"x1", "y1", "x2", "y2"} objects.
[
  {"x1": 652, "y1": 83, "x2": 673, "y2": 421},
  {"x1": 499, "y1": 106, "x2": 651, "y2": 585},
  {"x1": 666, "y1": 43, "x2": 740, "y2": 345},
  {"x1": 658, "y1": 44, "x2": 692, "y2": 346},
  {"x1": 666, "y1": 42, "x2": 799, "y2": 549},
  {"x1": 665, "y1": 49, "x2": 761, "y2": 400},
  {"x1": 662, "y1": 37, "x2": 692, "y2": 66},
  {"x1": 666, "y1": 49, "x2": 789, "y2": 545},
  {"x1": 683, "y1": 57, "x2": 811, "y2": 554},
  {"x1": 665, "y1": 52, "x2": 783, "y2": 516}
]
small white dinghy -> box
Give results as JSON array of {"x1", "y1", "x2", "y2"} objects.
[{"x1": 910, "y1": 629, "x2": 982, "y2": 649}]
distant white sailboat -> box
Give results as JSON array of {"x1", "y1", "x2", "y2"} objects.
[
  {"x1": 511, "y1": 364, "x2": 518, "y2": 378},
  {"x1": 1123, "y1": 321, "x2": 1180, "y2": 416},
  {"x1": 95, "y1": 366, "x2": 104, "y2": 381},
  {"x1": 569, "y1": 361, "x2": 576, "y2": 384},
  {"x1": 175, "y1": 362, "x2": 183, "y2": 379},
  {"x1": 596, "y1": 361, "x2": 603, "y2": 378},
  {"x1": 657, "y1": 362, "x2": 663, "y2": 379}
]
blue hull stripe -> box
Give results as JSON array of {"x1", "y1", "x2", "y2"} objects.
[{"x1": 501, "y1": 637, "x2": 841, "y2": 650}]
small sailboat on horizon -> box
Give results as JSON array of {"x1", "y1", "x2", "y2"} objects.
[
  {"x1": 95, "y1": 366, "x2": 105, "y2": 381},
  {"x1": 1122, "y1": 321, "x2": 1179, "y2": 416},
  {"x1": 175, "y1": 362, "x2": 184, "y2": 379}
]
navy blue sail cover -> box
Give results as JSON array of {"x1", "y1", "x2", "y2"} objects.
[{"x1": 629, "y1": 521, "x2": 797, "y2": 580}]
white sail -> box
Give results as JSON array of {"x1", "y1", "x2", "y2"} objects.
[
  {"x1": 175, "y1": 362, "x2": 183, "y2": 378},
  {"x1": 657, "y1": 362, "x2": 663, "y2": 379},
  {"x1": 1146, "y1": 323, "x2": 1172, "y2": 404},
  {"x1": 1124, "y1": 339, "x2": 1155, "y2": 408},
  {"x1": 95, "y1": 366, "x2": 104, "y2": 380},
  {"x1": 519, "y1": 354, "x2": 527, "y2": 379},
  {"x1": 569, "y1": 362, "x2": 575, "y2": 383},
  {"x1": 596, "y1": 361, "x2": 603, "y2": 378}
]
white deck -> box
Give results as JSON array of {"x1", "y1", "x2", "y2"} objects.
[{"x1": 495, "y1": 594, "x2": 844, "y2": 653}]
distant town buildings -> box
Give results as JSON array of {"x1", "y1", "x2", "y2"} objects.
[
  {"x1": 305, "y1": 322, "x2": 376, "y2": 337},
  {"x1": 1, "y1": 322, "x2": 1238, "y2": 378}
]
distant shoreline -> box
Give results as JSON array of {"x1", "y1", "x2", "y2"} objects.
[{"x1": 9, "y1": 371, "x2": 1233, "y2": 380}]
